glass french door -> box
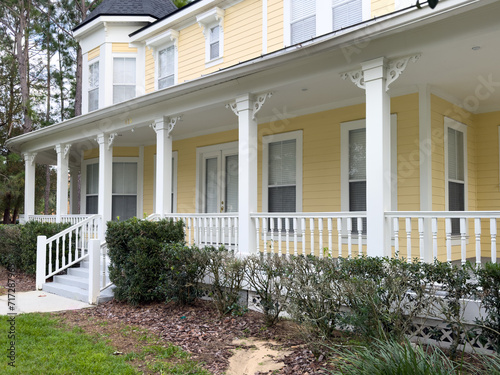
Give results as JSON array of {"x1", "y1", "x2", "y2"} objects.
[{"x1": 202, "y1": 149, "x2": 238, "y2": 214}]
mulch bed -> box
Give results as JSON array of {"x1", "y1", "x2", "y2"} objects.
[
  {"x1": 0, "y1": 266, "x2": 36, "y2": 295},
  {"x1": 57, "y1": 299, "x2": 332, "y2": 374}
]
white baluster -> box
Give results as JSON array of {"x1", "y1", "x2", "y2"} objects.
[
  {"x1": 216, "y1": 217, "x2": 220, "y2": 247},
  {"x1": 475, "y1": 218, "x2": 481, "y2": 266},
  {"x1": 255, "y1": 217, "x2": 260, "y2": 254},
  {"x1": 285, "y1": 217, "x2": 290, "y2": 257},
  {"x1": 406, "y1": 217, "x2": 412, "y2": 262},
  {"x1": 357, "y1": 217, "x2": 363, "y2": 257},
  {"x1": 393, "y1": 217, "x2": 399, "y2": 257},
  {"x1": 491, "y1": 218, "x2": 497, "y2": 263},
  {"x1": 270, "y1": 218, "x2": 275, "y2": 254},
  {"x1": 328, "y1": 218, "x2": 333, "y2": 258},
  {"x1": 460, "y1": 218, "x2": 466, "y2": 265},
  {"x1": 293, "y1": 217, "x2": 298, "y2": 257},
  {"x1": 318, "y1": 218, "x2": 323, "y2": 258},
  {"x1": 62, "y1": 235, "x2": 66, "y2": 267},
  {"x1": 188, "y1": 217, "x2": 192, "y2": 245},
  {"x1": 432, "y1": 218, "x2": 438, "y2": 261},
  {"x1": 418, "y1": 217, "x2": 424, "y2": 263},
  {"x1": 263, "y1": 217, "x2": 268, "y2": 256},
  {"x1": 48, "y1": 242, "x2": 53, "y2": 274},
  {"x1": 301, "y1": 218, "x2": 306, "y2": 256},
  {"x1": 347, "y1": 218, "x2": 352, "y2": 257},
  {"x1": 337, "y1": 218, "x2": 342, "y2": 258},
  {"x1": 234, "y1": 217, "x2": 238, "y2": 254},
  {"x1": 278, "y1": 217, "x2": 282, "y2": 255},
  {"x1": 445, "y1": 218, "x2": 452, "y2": 262},
  {"x1": 310, "y1": 218, "x2": 315, "y2": 257}
]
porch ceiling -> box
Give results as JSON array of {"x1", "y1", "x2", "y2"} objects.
[{"x1": 17, "y1": 0, "x2": 500, "y2": 166}]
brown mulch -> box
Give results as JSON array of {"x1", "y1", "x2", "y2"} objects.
[
  {"x1": 56, "y1": 299, "x2": 332, "y2": 375},
  {"x1": 0, "y1": 265, "x2": 36, "y2": 295}
]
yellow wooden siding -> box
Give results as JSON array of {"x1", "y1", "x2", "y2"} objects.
[
  {"x1": 267, "y1": 0, "x2": 284, "y2": 53},
  {"x1": 177, "y1": 23, "x2": 206, "y2": 83},
  {"x1": 112, "y1": 43, "x2": 137, "y2": 53},
  {"x1": 143, "y1": 145, "x2": 156, "y2": 215},
  {"x1": 88, "y1": 46, "x2": 100, "y2": 61},
  {"x1": 145, "y1": 47, "x2": 155, "y2": 94},
  {"x1": 83, "y1": 147, "x2": 139, "y2": 160},
  {"x1": 371, "y1": 0, "x2": 395, "y2": 18}
]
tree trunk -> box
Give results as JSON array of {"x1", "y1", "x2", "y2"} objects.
[
  {"x1": 44, "y1": 165, "x2": 51, "y2": 215},
  {"x1": 15, "y1": 1, "x2": 32, "y2": 133},
  {"x1": 74, "y1": 45, "x2": 82, "y2": 116},
  {"x1": 3, "y1": 194, "x2": 12, "y2": 224},
  {"x1": 46, "y1": 4, "x2": 51, "y2": 125}
]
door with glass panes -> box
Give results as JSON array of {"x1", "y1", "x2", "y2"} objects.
[{"x1": 201, "y1": 148, "x2": 238, "y2": 214}]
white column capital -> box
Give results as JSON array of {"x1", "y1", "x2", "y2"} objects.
[
  {"x1": 96, "y1": 133, "x2": 117, "y2": 150},
  {"x1": 54, "y1": 144, "x2": 72, "y2": 159},
  {"x1": 151, "y1": 116, "x2": 181, "y2": 137},
  {"x1": 226, "y1": 92, "x2": 273, "y2": 120},
  {"x1": 23, "y1": 152, "x2": 37, "y2": 166},
  {"x1": 361, "y1": 57, "x2": 388, "y2": 82}
]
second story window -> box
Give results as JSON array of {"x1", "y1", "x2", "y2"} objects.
[
  {"x1": 113, "y1": 57, "x2": 136, "y2": 104},
  {"x1": 158, "y1": 46, "x2": 175, "y2": 89},
  {"x1": 209, "y1": 25, "x2": 220, "y2": 60},
  {"x1": 332, "y1": 0, "x2": 363, "y2": 30},
  {"x1": 290, "y1": 0, "x2": 316, "y2": 44},
  {"x1": 88, "y1": 61, "x2": 99, "y2": 112}
]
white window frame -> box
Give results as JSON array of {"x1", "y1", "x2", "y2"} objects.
[
  {"x1": 147, "y1": 29, "x2": 180, "y2": 91},
  {"x1": 444, "y1": 117, "x2": 468, "y2": 213},
  {"x1": 81, "y1": 157, "x2": 143, "y2": 218},
  {"x1": 340, "y1": 116, "x2": 397, "y2": 239},
  {"x1": 153, "y1": 151, "x2": 178, "y2": 213},
  {"x1": 283, "y1": 0, "x2": 370, "y2": 46},
  {"x1": 155, "y1": 44, "x2": 177, "y2": 90},
  {"x1": 195, "y1": 142, "x2": 238, "y2": 213},
  {"x1": 197, "y1": 7, "x2": 224, "y2": 67},
  {"x1": 88, "y1": 60, "x2": 99, "y2": 112},
  {"x1": 262, "y1": 131, "x2": 303, "y2": 213},
  {"x1": 112, "y1": 54, "x2": 137, "y2": 104}
]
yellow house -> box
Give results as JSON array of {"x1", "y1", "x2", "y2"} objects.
[{"x1": 7, "y1": 0, "x2": 500, "y2": 277}]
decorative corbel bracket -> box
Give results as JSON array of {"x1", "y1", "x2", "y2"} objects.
[
  {"x1": 197, "y1": 7, "x2": 225, "y2": 39},
  {"x1": 24, "y1": 152, "x2": 37, "y2": 166},
  {"x1": 54, "y1": 144, "x2": 71, "y2": 159},
  {"x1": 167, "y1": 116, "x2": 182, "y2": 137},
  {"x1": 252, "y1": 92, "x2": 273, "y2": 120},
  {"x1": 150, "y1": 116, "x2": 181, "y2": 137},
  {"x1": 107, "y1": 133, "x2": 118, "y2": 150},
  {"x1": 340, "y1": 70, "x2": 365, "y2": 90},
  {"x1": 225, "y1": 102, "x2": 238, "y2": 117},
  {"x1": 386, "y1": 54, "x2": 421, "y2": 91},
  {"x1": 63, "y1": 144, "x2": 72, "y2": 159}
]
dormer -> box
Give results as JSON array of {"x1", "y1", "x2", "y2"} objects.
[{"x1": 73, "y1": 0, "x2": 178, "y2": 115}]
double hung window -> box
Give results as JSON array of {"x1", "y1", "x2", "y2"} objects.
[
  {"x1": 446, "y1": 121, "x2": 466, "y2": 235},
  {"x1": 88, "y1": 61, "x2": 99, "y2": 112},
  {"x1": 290, "y1": 0, "x2": 316, "y2": 44},
  {"x1": 113, "y1": 57, "x2": 136, "y2": 104},
  {"x1": 158, "y1": 46, "x2": 175, "y2": 89}
]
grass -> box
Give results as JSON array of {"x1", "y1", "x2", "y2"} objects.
[{"x1": 0, "y1": 313, "x2": 210, "y2": 375}]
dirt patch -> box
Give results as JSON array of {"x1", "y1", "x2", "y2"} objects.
[
  {"x1": 0, "y1": 265, "x2": 36, "y2": 295},
  {"x1": 226, "y1": 338, "x2": 293, "y2": 375},
  {"x1": 54, "y1": 300, "x2": 331, "y2": 374}
]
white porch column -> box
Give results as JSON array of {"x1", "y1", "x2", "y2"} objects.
[
  {"x1": 23, "y1": 152, "x2": 37, "y2": 218},
  {"x1": 154, "y1": 117, "x2": 178, "y2": 216},
  {"x1": 97, "y1": 134, "x2": 113, "y2": 239},
  {"x1": 362, "y1": 58, "x2": 392, "y2": 257},
  {"x1": 69, "y1": 168, "x2": 80, "y2": 214},
  {"x1": 227, "y1": 93, "x2": 271, "y2": 255},
  {"x1": 55, "y1": 144, "x2": 71, "y2": 223}
]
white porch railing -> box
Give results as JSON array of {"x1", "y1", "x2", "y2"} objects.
[
  {"x1": 28, "y1": 214, "x2": 92, "y2": 225},
  {"x1": 386, "y1": 211, "x2": 500, "y2": 265},
  {"x1": 251, "y1": 212, "x2": 367, "y2": 257},
  {"x1": 36, "y1": 215, "x2": 101, "y2": 289},
  {"x1": 151, "y1": 213, "x2": 239, "y2": 253}
]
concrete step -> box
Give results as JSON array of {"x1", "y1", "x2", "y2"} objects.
[
  {"x1": 67, "y1": 267, "x2": 89, "y2": 278},
  {"x1": 53, "y1": 274, "x2": 88, "y2": 289},
  {"x1": 42, "y1": 282, "x2": 88, "y2": 303}
]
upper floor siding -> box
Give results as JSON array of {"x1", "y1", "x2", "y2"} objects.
[{"x1": 80, "y1": 0, "x2": 407, "y2": 115}]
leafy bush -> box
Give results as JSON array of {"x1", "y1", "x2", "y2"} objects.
[
  {"x1": 106, "y1": 218, "x2": 185, "y2": 305},
  {"x1": 474, "y1": 262, "x2": 500, "y2": 353},
  {"x1": 0, "y1": 221, "x2": 71, "y2": 275},
  {"x1": 339, "y1": 257, "x2": 436, "y2": 342},
  {"x1": 245, "y1": 254, "x2": 290, "y2": 326},
  {"x1": 203, "y1": 247, "x2": 246, "y2": 316},
  {"x1": 285, "y1": 255, "x2": 344, "y2": 342},
  {"x1": 158, "y1": 243, "x2": 208, "y2": 306},
  {"x1": 328, "y1": 340, "x2": 460, "y2": 375}
]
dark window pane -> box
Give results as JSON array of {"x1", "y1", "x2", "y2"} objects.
[
  {"x1": 86, "y1": 196, "x2": 98, "y2": 215},
  {"x1": 449, "y1": 181, "x2": 464, "y2": 235},
  {"x1": 349, "y1": 181, "x2": 366, "y2": 234},
  {"x1": 269, "y1": 186, "x2": 295, "y2": 231},
  {"x1": 112, "y1": 196, "x2": 137, "y2": 221}
]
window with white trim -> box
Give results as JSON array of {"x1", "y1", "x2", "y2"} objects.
[
  {"x1": 197, "y1": 7, "x2": 224, "y2": 66},
  {"x1": 113, "y1": 57, "x2": 136, "y2": 104},
  {"x1": 290, "y1": 0, "x2": 316, "y2": 44},
  {"x1": 209, "y1": 25, "x2": 221, "y2": 60},
  {"x1": 158, "y1": 45, "x2": 175, "y2": 89},
  {"x1": 263, "y1": 131, "x2": 303, "y2": 224},
  {"x1": 445, "y1": 119, "x2": 467, "y2": 235},
  {"x1": 88, "y1": 61, "x2": 99, "y2": 112},
  {"x1": 86, "y1": 163, "x2": 99, "y2": 214},
  {"x1": 332, "y1": 0, "x2": 363, "y2": 30}
]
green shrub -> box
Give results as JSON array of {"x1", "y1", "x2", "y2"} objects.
[
  {"x1": 0, "y1": 221, "x2": 71, "y2": 275},
  {"x1": 245, "y1": 253, "x2": 290, "y2": 326},
  {"x1": 339, "y1": 257, "x2": 436, "y2": 342},
  {"x1": 328, "y1": 340, "x2": 460, "y2": 375},
  {"x1": 474, "y1": 262, "x2": 500, "y2": 353},
  {"x1": 158, "y1": 243, "x2": 208, "y2": 306},
  {"x1": 203, "y1": 247, "x2": 246, "y2": 316},
  {"x1": 106, "y1": 217, "x2": 185, "y2": 305},
  {"x1": 285, "y1": 255, "x2": 344, "y2": 342}
]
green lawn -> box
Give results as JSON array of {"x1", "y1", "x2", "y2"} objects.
[{"x1": 0, "y1": 313, "x2": 210, "y2": 374}]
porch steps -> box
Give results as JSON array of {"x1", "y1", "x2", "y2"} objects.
[{"x1": 42, "y1": 260, "x2": 114, "y2": 304}]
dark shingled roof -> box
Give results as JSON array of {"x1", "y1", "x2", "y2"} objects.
[{"x1": 75, "y1": 0, "x2": 178, "y2": 31}]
